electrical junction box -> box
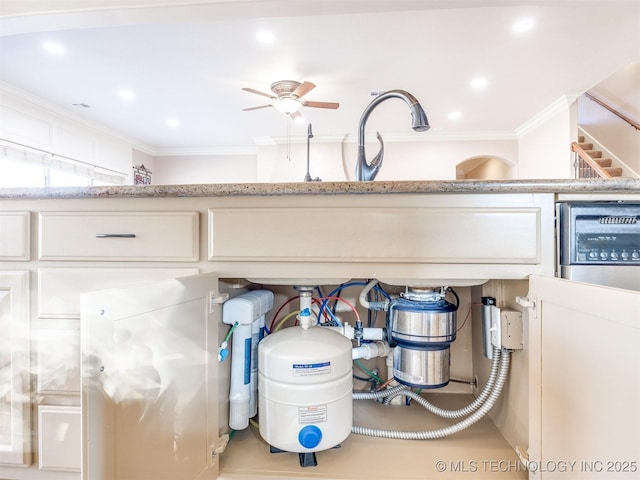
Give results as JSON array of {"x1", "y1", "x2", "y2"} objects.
[{"x1": 490, "y1": 306, "x2": 523, "y2": 350}]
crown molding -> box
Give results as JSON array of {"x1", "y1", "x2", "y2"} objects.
[
  {"x1": 253, "y1": 134, "x2": 348, "y2": 146},
  {"x1": 153, "y1": 146, "x2": 257, "y2": 156},
  {"x1": 342, "y1": 130, "x2": 518, "y2": 143},
  {"x1": 0, "y1": 80, "x2": 155, "y2": 154},
  {"x1": 515, "y1": 94, "x2": 580, "y2": 138}
]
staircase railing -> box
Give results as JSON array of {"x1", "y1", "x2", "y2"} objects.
[
  {"x1": 584, "y1": 92, "x2": 640, "y2": 131},
  {"x1": 571, "y1": 141, "x2": 613, "y2": 179}
]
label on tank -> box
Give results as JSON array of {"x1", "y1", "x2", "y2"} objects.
[
  {"x1": 298, "y1": 405, "x2": 327, "y2": 424},
  {"x1": 292, "y1": 361, "x2": 331, "y2": 376}
]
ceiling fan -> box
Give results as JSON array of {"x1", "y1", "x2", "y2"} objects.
[{"x1": 242, "y1": 80, "x2": 339, "y2": 120}]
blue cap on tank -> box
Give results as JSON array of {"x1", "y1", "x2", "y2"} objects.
[{"x1": 298, "y1": 425, "x2": 322, "y2": 449}]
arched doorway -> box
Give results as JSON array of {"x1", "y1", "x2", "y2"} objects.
[{"x1": 456, "y1": 156, "x2": 514, "y2": 180}]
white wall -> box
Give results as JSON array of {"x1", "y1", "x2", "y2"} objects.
[
  {"x1": 226, "y1": 136, "x2": 519, "y2": 184},
  {"x1": 152, "y1": 154, "x2": 257, "y2": 184},
  {"x1": 256, "y1": 139, "x2": 346, "y2": 183},
  {"x1": 517, "y1": 98, "x2": 576, "y2": 179},
  {"x1": 365, "y1": 139, "x2": 518, "y2": 181}
]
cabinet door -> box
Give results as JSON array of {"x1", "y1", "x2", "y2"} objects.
[
  {"x1": 0, "y1": 271, "x2": 30, "y2": 466},
  {"x1": 526, "y1": 276, "x2": 639, "y2": 479},
  {"x1": 81, "y1": 273, "x2": 221, "y2": 480}
]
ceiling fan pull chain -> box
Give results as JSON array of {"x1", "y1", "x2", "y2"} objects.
[{"x1": 287, "y1": 117, "x2": 291, "y2": 162}]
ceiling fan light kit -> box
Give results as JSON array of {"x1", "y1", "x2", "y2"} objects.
[{"x1": 273, "y1": 97, "x2": 302, "y2": 114}]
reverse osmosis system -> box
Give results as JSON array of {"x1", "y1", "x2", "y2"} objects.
[{"x1": 221, "y1": 280, "x2": 520, "y2": 467}]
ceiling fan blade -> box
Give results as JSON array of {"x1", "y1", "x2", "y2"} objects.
[
  {"x1": 242, "y1": 104, "x2": 273, "y2": 111},
  {"x1": 302, "y1": 100, "x2": 340, "y2": 109},
  {"x1": 292, "y1": 81, "x2": 316, "y2": 99},
  {"x1": 242, "y1": 87, "x2": 276, "y2": 99}
]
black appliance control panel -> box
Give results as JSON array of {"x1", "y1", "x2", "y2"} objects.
[{"x1": 558, "y1": 202, "x2": 640, "y2": 265}]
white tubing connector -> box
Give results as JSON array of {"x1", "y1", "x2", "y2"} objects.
[{"x1": 352, "y1": 341, "x2": 390, "y2": 360}]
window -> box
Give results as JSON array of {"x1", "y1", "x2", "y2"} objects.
[{"x1": 0, "y1": 143, "x2": 127, "y2": 187}]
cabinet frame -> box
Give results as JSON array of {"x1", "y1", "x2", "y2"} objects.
[{"x1": 0, "y1": 271, "x2": 31, "y2": 466}]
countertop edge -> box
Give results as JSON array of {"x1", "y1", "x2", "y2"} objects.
[{"x1": 1, "y1": 179, "x2": 639, "y2": 199}]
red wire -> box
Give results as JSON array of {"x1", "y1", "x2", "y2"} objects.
[
  {"x1": 269, "y1": 296, "x2": 298, "y2": 331},
  {"x1": 317, "y1": 295, "x2": 360, "y2": 321},
  {"x1": 456, "y1": 302, "x2": 481, "y2": 332}
]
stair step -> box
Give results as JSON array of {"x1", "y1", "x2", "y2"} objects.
[
  {"x1": 584, "y1": 150, "x2": 602, "y2": 158},
  {"x1": 578, "y1": 135, "x2": 585, "y2": 143},
  {"x1": 595, "y1": 158, "x2": 612, "y2": 167},
  {"x1": 576, "y1": 142, "x2": 593, "y2": 150},
  {"x1": 603, "y1": 167, "x2": 623, "y2": 177}
]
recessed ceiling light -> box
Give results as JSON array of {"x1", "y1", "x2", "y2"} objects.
[
  {"x1": 448, "y1": 111, "x2": 462, "y2": 120},
  {"x1": 256, "y1": 30, "x2": 275, "y2": 44},
  {"x1": 43, "y1": 41, "x2": 65, "y2": 55},
  {"x1": 512, "y1": 18, "x2": 535, "y2": 34},
  {"x1": 119, "y1": 89, "x2": 135, "y2": 100},
  {"x1": 166, "y1": 119, "x2": 180, "y2": 128},
  {"x1": 470, "y1": 76, "x2": 488, "y2": 90}
]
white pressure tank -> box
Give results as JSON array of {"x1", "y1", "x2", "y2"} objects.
[{"x1": 258, "y1": 317, "x2": 353, "y2": 454}]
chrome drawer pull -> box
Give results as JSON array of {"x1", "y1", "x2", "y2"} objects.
[{"x1": 95, "y1": 234, "x2": 136, "y2": 238}]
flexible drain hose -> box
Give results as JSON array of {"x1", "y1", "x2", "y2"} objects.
[
  {"x1": 353, "y1": 347, "x2": 501, "y2": 418},
  {"x1": 351, "y1": 349, "x2": 511, "y2": 440},
  {"x1": 383, "y1": 346, "x2": 502, "y2": 419},
  {"x1": 352, "y1": 384, "x2": 407, "y2": 401}
]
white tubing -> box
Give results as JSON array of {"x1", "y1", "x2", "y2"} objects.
[
  {"x1": 358, "y1": 279, "x2": 379, "y2": 309},
  {"x1": 351, "y1": 349, "x2": 511, "y2": 439},
  {"x1": 325, "y1": 325, "x2": 384, "y2": 341},
  {"x1": 352, "y1": 341, "x2": 390, "y2": 360}
]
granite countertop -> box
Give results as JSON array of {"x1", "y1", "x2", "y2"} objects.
[{"x1": 1, "y1": 178, "x2": 639, "y2": 199}]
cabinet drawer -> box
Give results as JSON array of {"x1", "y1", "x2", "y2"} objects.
[
  {"x1": 39, "y1": 211, "x2": 199, "y2": 261},
  {"x1": 38, "y1": 267, "x2": 199, "y2": 318},
  {"x1": 0, "y1": 211, "x2": 30, "y2": 261},
  {"x1": 38, "y1": 405, "x2": 81, "y2": 472}
]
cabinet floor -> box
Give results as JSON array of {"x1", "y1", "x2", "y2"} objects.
[{"x1": 219, "y1": 393, "x2": 526, "y2": 480}]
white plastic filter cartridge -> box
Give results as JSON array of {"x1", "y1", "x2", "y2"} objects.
[{"x1": 222, "y1": 290, "x2": 274, "y2": 430}]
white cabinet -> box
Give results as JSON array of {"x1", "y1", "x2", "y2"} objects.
[
  {"x1": 39, "y1": 211, "x2": 199, "y2": 261},
  {"x1": 0, "y1": 212, "x2": 30, "y2": 261},
  {"x1": 81, "y1": 273, "x2": 222, "y2": 480},
  {"x1": 0, "y1": 271, "x2": 30, "y2": 466},
  {"x1": 525, "y1": 276, "x2": 639, "y2": 480}
]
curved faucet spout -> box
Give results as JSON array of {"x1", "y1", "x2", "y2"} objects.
[{"x1": 355, "y1": 89, "x2": 430, "y2": 181}]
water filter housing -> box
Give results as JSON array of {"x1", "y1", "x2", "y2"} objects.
[
  {"x1": 222, "y1": 290, "x2": 274, "y2": 430},
  {"x1": 258, "y1": 325, "x2": 352, "y2": 453}
]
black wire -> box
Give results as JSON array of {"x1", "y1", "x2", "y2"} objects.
[
  {"x1": 353, "y1": 373, "x2": 373, "y2": 382},
  {"x1": 450, "y1": 378, "x2": 477, "y2": 386},
  {"x1": 447, "y1": 287, "x2": 460, "y2": 309}
]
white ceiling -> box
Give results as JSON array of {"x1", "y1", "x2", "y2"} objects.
[{"x1": 0, "y1": 0, "x2": 638, "y2": 154}]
